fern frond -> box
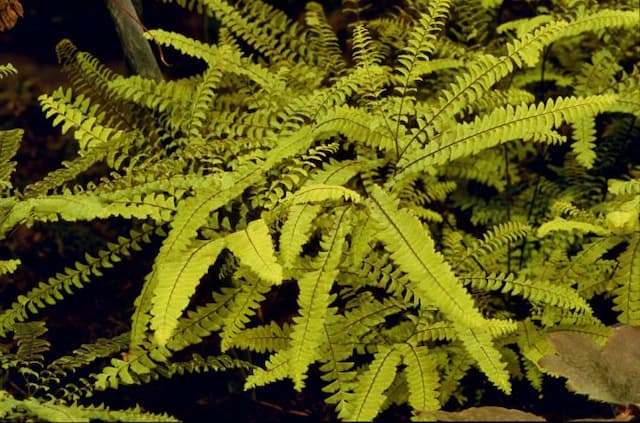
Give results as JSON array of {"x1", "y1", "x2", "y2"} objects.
[
  {"x1": 305, "y1": 2, "x2": 346, "y2": 75},
  {"x1": 287, "y1": 184, "x2": 362, "y2": 206},
  {"x1": 46, "y1": 333, "x2": 129, "y2": 378},
  {"x1": 351, "y1": 23, "x2": 384, "y2": 69},
  {"x1": 94, "y1": 345, "x2": 171, "y2": 389},
  {"x1": 219, "y1": 271, "x2": 272, "y2": 351},
  {"x1": 39, "y1": 87, "x2": 140, "y2": 153},
  {"x1": 13, "y1": 321, "x2": 50, "y2": 363},
  {"x1": 367, "y1": 186, "x2": 484, "y2": 326},
  {"x1": 404, "y1": 19, "x2": 575, "y2": 152},
  {"x1": 608, "y1": 179, "x2": 640, "y2": 196},
  {"x1": 196, "y1": 0, "x2": 311, "y2": 64},
  {"x1": 0, "y1": 392, "x2": 178, "y2": 423},
  {"x1": 151, "y1": 127, "x2": 312, "y2": 288},
  {"x1": 0, "y1": 259, "x2": 20, "y2": 276},
  {"x1": 611, "y1": 233, "x2": 640, "y2": 325},
  {"x1": 150, "y1": 238, "x2": 226, "y2": 346},
  {"x1": 165, "y1": 285, "x2": 239, "y2": 352},
  {"x1": 0, "y1": 224, "x2": 158, "y2": 336},
  {"x1": 571, "y1": 117, "x2": 598, "y2": 168},
  {"x1": 462, "y1": 273, "x2": 591, "y2": 313},
  {"x1": 287, "y1": 208, "x2": 350, "y2": 390},
  {"x1": 554, "y1": 9, "x2": 640, "y2": 42},
  {"x1": 344, "y1": 345, "x2": 402, "y2": 422},
  {"x1": 316, "y1": 105, "x2": 396, "y2": 152},
  {"x1": 463, "y1": 221, "x2": 531, "y2": 262},
  {"x1": 398, "y1": 95, "x2": 617, "y2": 178},
  {"x1": 0, "y1": 63, "x2": 17, "y2": 79},
  {"x1": 399, "y1": 343, "x2": 440, "y2": 413},
  {"x1": 393, "y1": 0, "x2": 452, "y2": 96},
  {"x1": 280, "y1": 204, "x2": 322, "y2": 268},
  {"x1": 167, "y1": 353, "x2": 255, "y2": 378},
  {"x1": 537, "y1": 216, "x2": 609, "y2": 237},
  {"x1": 0, "y1": 128, "x2": 22, "y2": 191},
  {"x1": 318, "y1": 325, "x2": 358, "y2": 418},
  {"x1": 225, "y1": 321, "x2": 291, "y2": 353},
  {"x1": 185, "y1": 66, "x2": 221, "y2": 143},
  {"x1": 455, "y1": 323, "x2": 511, "y2": 393},
  {"x1": 437, "y1": 345, "x2": 473, "y2": 405},
  {"x1": 246, "y1": 208, "x2": 350, "y2": 390},
  {"x1": 224, "y1": 218, "x2": 282, "y2": 284}
]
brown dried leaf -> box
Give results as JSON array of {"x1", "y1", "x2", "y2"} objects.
[
  {"x1": 415, "y1": 406, "x2": 546, "y2": 422},
  {"x1": 0, "y1": 0, "x2": 23, "y2": 32},
  {"x1": 539, "y1": 325, "x2": 640, "y2": 407}
]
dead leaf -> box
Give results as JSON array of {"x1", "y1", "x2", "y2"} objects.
[
  {"x1": 415, "y1": 406, "x2": 546, "y2": 422},
  {"x1": 0, "y1": 0, "x2": 23, "y2": 31},
  {"x1": 539, "y1": 325, "x2": 640, "y2": 407}
]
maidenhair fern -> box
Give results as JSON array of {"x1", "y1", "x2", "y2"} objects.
[{"x1": 1, "y1": 0, "x2": 639, "y2": 420}]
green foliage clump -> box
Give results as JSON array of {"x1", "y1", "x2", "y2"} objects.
[{"x1": 1, "y1": 0, "x2": 639, "y2": 420}]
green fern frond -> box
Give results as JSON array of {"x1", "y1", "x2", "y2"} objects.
[
  {"x1": 0, "y1": 63, "x2": 17, "y2": 79},
  {"x1": 554, "y1": 9, "x2": 640, "y2": 42},
  {"x1": 611, "y1": 233, "x2": 640, "y2": 325},
  {"x1": 344, "y1": 345, "x2": 402, "y2": 422},
  {"x1": 455, "y1": 323, "x2": 511, "y2": 393},
  {"x1": 286, "y1": 208, "x2": 350, "y2": 390},
  {"x1": 0, "y1": 390, "x2": 178, "y2": 422},
  {"x1": 185, "y1": 66, "x2": 221, "y2": 143},
  {"x1": 463, "y1": 221, "x2": 532, "y2": 262},
  {"x1": 399, "y1": 343, "x2": 440, "y2": 413},
  {"x1": 150, "y1": 127, "x2": 312, "y2": 292},
  {"x1": 436, "y1": 346, "x2": 472, "y2": 405},
  {"x1": 287, "y1": 184, "x2": 362, "y2": 206},
  {"x1": 0, "y1": 128, "x2": 22, "y2": 191},
  {"x1": 461, "y1": 273, "x2": 591, "y2": 313},
  {"x1": 144, "y1": 29, "x2": 288, "y2": 101},
  {"x1": 571, "y1": 117, "x2": 598, "y2": 168},
  {"x1": 246, "y1": 208, "x2": 350, "y2": 390},
  {"x1": 39, "y1": 88, "x2": 129, "y2": 151},
  {"x1": 166, "y1": 353, "x2": 255, "y2": 379},
  {"x1": 450, "y1": 0, "x2": 498, "y2": 44},
  {"x1": 224, "y1": 218, "x2": 282, "y2": 284},
  {"x1": 279, "y1": 204, "x2": 322, "y2": 268},
  {"x1": 225, "y1": 322, "x2": 291, "y2": 353},
  {"x1": 162, "y1": 285, "x2": 239, "y2": 352},
  {"x1": 13, "y1": 321, "x2": 50, "y2": 363},
  {"x1": 394, "y1": 0, "x2": 452, "y2": 95},
  {"x1": 537, "y1": 216, "x2": 609, "y2": 237},
  {"x1": 398, "y1": 95, "x2": 617, "y2": 178},
  {"x1": 0, "y1": 192, "x2": 174, "y2": 236},
  {"x1": 45, "y1": 333, "x2": 129, "y2": 379},
  {"x1": 0, "y1": 225, "x2": 159, "y2": 336},
  {"x1": 219, "y1": 271, "x2": 272, "y2": 351},
  {"x1": 414, "y1": 320, "x2": 457, "y2": 343},
  {"x1": 609, "y1": 178, "x2": 640, "y2": 196},
  {"x1": 150, "y1": 238, "x2": 226, "y2": 347},
  {"x1": 351, "y1": 23, "x2": 384, "y2": 69},
  {"x1": 196, "y1": 0, "x2": 311, "y2": 64},
  {"x1": 305, "y1": 2, "x2": 346, "y2": 75},
  {"x1": 367, "y1": 186, "x2": 484, "y2": 326},
  {"x1": 317, "y1": 105, "x2": 396, "y2": 152},
  {"x1": 318, "y1": 326, "x2": 357, "y2": 417},
  {"x1": 0, "y1": 259, "x2": 20, "y2": 276}
]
